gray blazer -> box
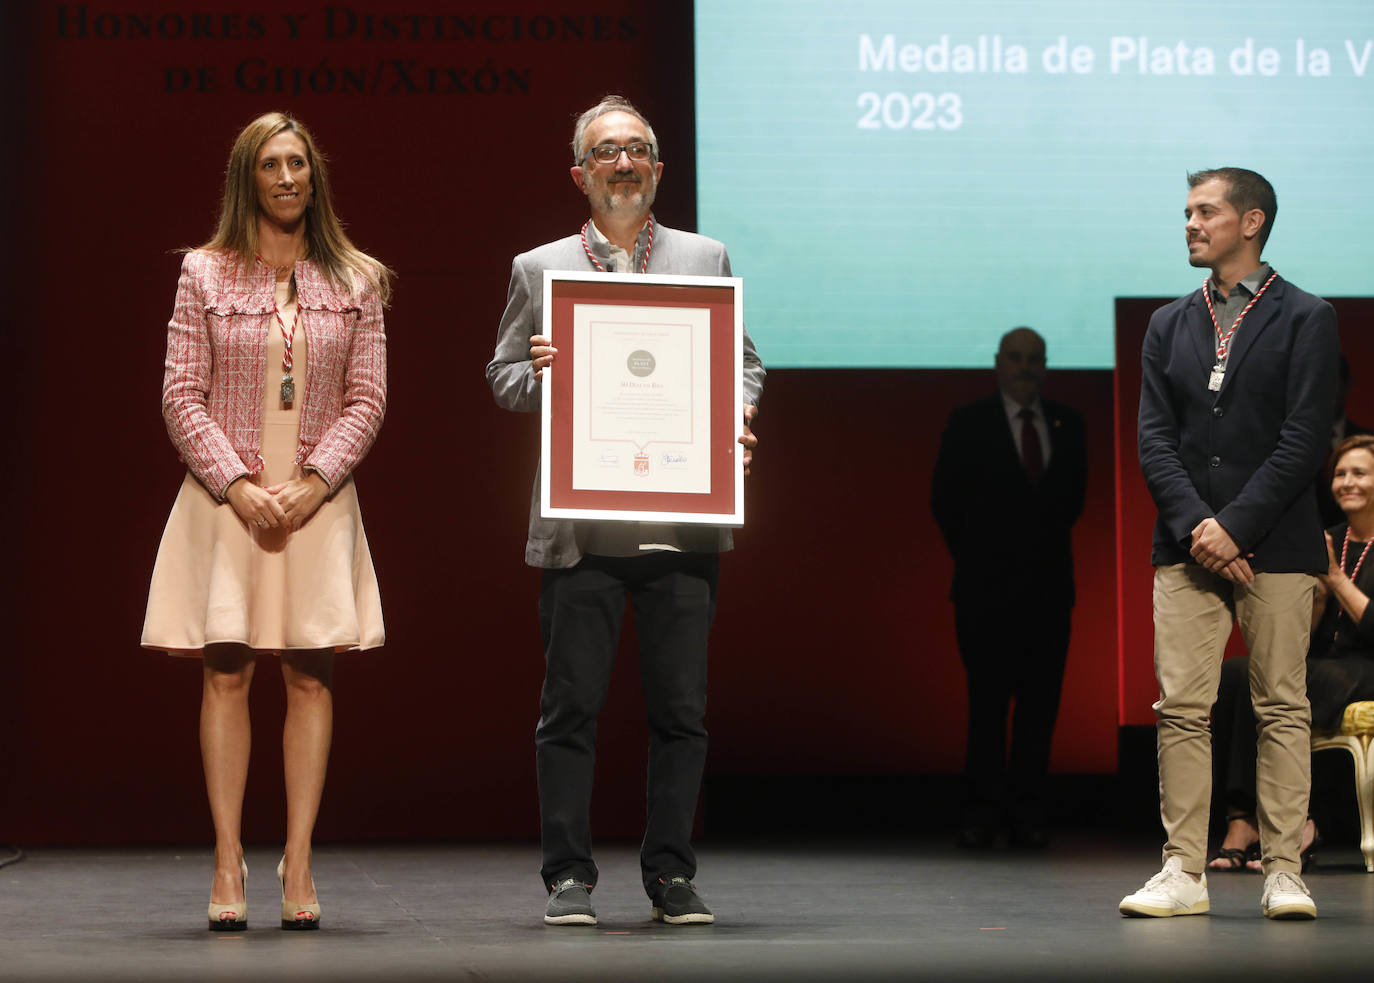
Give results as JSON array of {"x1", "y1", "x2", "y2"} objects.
[{"x1": 486, "y1": 222, "x2": 767, "y2": 569}]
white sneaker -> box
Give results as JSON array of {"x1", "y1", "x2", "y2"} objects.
[
  {"x1": 1119, "y1": 857, "x2": 1209, "y2": 917},
  {"x1": 1261, "y1": 870, "x2": 1317, "y2": 920}
]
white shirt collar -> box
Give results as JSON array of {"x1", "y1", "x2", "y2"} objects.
[{"x1": 1001, "y1": 390, "x2": 1043, "y2": 422}]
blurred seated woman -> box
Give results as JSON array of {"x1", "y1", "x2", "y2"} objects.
[
  {"x1": 141, "y1": 112, "x2": 390, "y2": 929},
  {"x1": 1208, "y1": 434, "x2": 1374, "y2": 871}
]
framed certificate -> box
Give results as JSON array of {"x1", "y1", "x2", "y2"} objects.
[{"x1": 540, "y1": 270, "x2": 744, "y2": 526}]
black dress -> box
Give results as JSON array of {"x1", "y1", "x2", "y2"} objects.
[{"x1": 1304, "y1": 522, "x2": 1374, "y2": 730}]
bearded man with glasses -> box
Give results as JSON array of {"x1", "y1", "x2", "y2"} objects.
[{"x1": 486, "y1": 95, "x2": 766, "y2": 927}]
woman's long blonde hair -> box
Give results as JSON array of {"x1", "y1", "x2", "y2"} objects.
[{"x1": 200, "y1": 111, "x2": 392, "y2": 303}]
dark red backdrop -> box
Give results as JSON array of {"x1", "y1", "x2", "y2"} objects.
[{"x1": 19, "y1": 0, "x2": 1359, "y2": 846}]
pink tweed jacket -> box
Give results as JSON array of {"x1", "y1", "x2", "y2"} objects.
[{"x1": 161, "y1": 249, "x2": 387, "y2": 500}]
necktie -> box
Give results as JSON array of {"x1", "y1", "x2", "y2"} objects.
[{"x1": 1019, "y1": 408, "x2": 1043, "y2": 484}]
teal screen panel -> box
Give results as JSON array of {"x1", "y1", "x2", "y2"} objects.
[{"x1": 695, "y1": 0, "x2": 1374, "y2": 367}]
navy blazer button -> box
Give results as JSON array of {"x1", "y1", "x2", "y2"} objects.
[
  {"x1": 1212, "y1": 405, "x2": 1224, "y2": 417},
  {"x1": 1210, "y1": 456, "x2": 1222, "y2": 468}
]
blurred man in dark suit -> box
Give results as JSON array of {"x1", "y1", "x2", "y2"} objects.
[{"x1": 931, "y1": 327, "x2": 1087, "y2": 848}]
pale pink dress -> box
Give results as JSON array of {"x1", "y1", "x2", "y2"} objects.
[{"x1": 142, "y1": 293, "x2": 384, "y2": 654}]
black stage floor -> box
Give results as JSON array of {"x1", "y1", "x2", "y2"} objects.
[{"x1": 2, "y1": 835, "x2": 1371, "y2": 982}]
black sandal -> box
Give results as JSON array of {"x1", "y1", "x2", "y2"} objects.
[
  {"x1": 1208, "y1": 814, "x2": 1260, "y2": 871},
  {"x1": 1301, "y1": 828, "x2": 1322, "y2": 872},
  {"x1": 1208, "y1": 843, "x2": 1260, "y2": 871},
  {"x1": 1237, "y1": 818, "x2": 1320, "y2": 873}
]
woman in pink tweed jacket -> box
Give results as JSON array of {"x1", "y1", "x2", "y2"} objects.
[
  {"x1": 143, "y1": 112, "x2": 390, "y2": 933},
  {"x1": 161, "y1": 248, "x2": 386, "y2": 501}
]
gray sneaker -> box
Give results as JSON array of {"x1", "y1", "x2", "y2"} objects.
[
  {"x1": 650, "y1": 875, "x2": 715, "y2": 925},
  {"x1": 544, "y1": 877, "x2": 596, "y2": 926}
]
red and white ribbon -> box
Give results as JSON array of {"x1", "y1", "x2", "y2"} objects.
[
  {"x1": 1202, "y1": 271, "x2": 1277, "y2": 362},
  {"x1": 274, "y1": 303, "x2": 298, "y2": 375},
  {"x1": 580, "y1": 217, "x2": 654, "y2": 274},
  {"x1": 1341, "y1": 526, "x2": 1374, "y2": 584}
]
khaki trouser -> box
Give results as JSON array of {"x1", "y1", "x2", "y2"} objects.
[{"x1": 1152, "y1": 563, "x2": 1313, "y2": 875}]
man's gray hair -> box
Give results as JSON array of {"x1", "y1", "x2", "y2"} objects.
[{"x1": 571, "y1": 95, "x2": 659, "y2": 164}]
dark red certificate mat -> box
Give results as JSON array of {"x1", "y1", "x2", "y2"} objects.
[{"x1": 546, "y1": 278, "x2": 739, "y2": 519}]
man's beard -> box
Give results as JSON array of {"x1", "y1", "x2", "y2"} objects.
[{"x1": 598, "y1": 175, "x2": 656, "y2": 214}]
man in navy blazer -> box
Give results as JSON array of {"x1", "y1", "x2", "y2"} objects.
[
  {"x1": 932, "y1": 327, "x2": 1087, "y2": 849},
  {"x1": 1120, "y1": 168, "x2": 1339, "y2": 921}
]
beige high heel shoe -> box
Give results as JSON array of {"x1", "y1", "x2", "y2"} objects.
[
  {"x1": 207, "y1": 857, "x2": 248, "y2": 931},
  {"x1": 277, "y1": 856, "x2": 321, "y2": 930}
]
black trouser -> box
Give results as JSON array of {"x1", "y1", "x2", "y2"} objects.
[
  {"x1": 955, "y1": 604, "x2": 1072, "y2": 827},
  {"x1": 536, "y1": 551, "x2": 718, "y2": 896},
  {"x1": 1212, "y1": 656, "x2": 1260, "y2": 815}
]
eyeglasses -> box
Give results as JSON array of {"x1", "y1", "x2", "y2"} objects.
[{"x1": 582, "y1": 142, "x2": 654, "y2": 166}]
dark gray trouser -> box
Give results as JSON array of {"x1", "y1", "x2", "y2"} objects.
[
  {"x1": 536, "y1": 551, "x2": 718, "y2": 896},
  {"x1": 955, "y1": 603, "x2": 1072, "y2": 828}
]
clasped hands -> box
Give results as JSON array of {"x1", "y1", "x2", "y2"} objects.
[
  {"x1": 1190, "y1": 517, "x2": 1253, "y2": 584},
  {"x1": 226, "y1": 472, "x2": 329, "y2": 532},
  {"x1": 530, "y1": 335, "x2": 759, "y2": 474}
]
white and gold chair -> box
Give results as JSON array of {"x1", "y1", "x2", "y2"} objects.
[{"x1": 1310, "y1": 701, "x2": 1374, "y2": 872}]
